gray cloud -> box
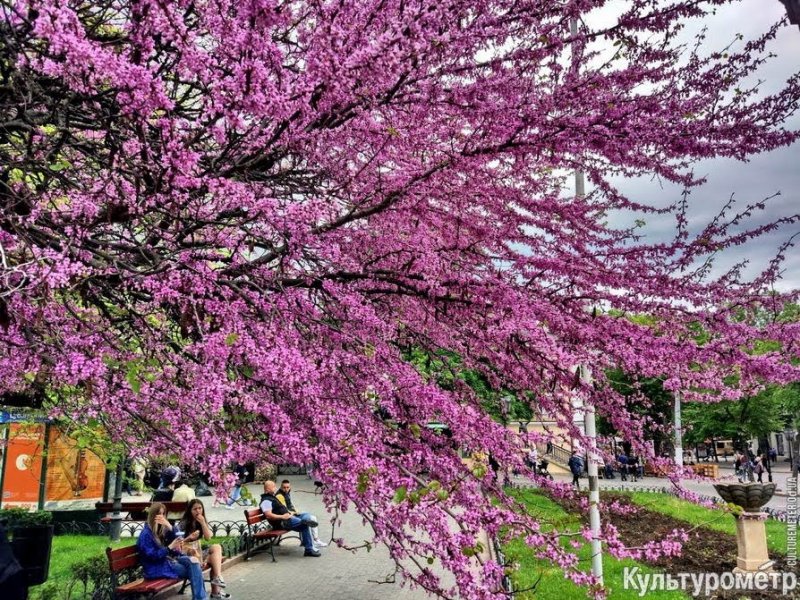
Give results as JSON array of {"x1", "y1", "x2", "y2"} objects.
[{"x1": 601, "y1": 2, "x2": 800, "y2": 292}]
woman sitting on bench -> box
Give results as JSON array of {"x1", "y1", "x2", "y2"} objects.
[
  {"x1": 178, "y1": 499, "x2": 230, "y2": 600},
  {"x1": 137, "y1": 502, "x2": 207, "y2": 600}
]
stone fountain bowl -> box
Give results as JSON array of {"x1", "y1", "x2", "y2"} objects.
[{"x1": 713, "y1": 483, "x2": 776, "y2": 512}]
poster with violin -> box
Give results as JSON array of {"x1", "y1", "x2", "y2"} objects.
[{"x1": 44, "y1": 427, "x2": 105, "y2": 505}]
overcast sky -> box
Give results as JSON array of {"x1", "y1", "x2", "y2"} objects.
[{"x1": 594, "y1": 1, "x2": 800, "y2": 292}]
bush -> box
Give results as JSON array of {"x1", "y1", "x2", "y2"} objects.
[
  {"x1": 69, "y1": 555, "x2": 109, "y2": 598},
  {"x1": 240, "y1": 485, "x2": 255, "y2": 504},
  {"x1": 28, "y1": 555, "x2": 111, "y2": 600},
  {"x1": 0, "y1": 508, "x2": 53, "y2": 527},
  {"x1": 254, "y1": 462, "x2": 277, "y2": 482},
  {"x1": 33, "y1": 581, "x2": 60, "y2": 600}
]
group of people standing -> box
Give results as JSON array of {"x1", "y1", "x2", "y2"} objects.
[
  {"x1": 566, "y1": 450, "x2": 643, "y2": 489},
  {"x1": 151, "y1": 463, "x2": 252, "y2": 509},
  {"x1": 614, "y1": 453, "x2": 642, "y2": 482},
  {"x1": 734, "y1": 448, "x2": 774, "y2": 483}
]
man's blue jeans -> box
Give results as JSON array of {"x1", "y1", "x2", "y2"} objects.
[
  {"x1": 172, "y1": 555, "x2": 206, "y2": 600},
  {"x1": 285, "y1": 516, "x2": 314, "y2": 551}
]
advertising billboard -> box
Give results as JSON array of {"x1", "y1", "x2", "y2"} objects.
[
  {"x1": 44, "y1": 427, "x2": 105, "y2": 506},
  {"x1": 1, "y1": 423, "x2": 45, "y2": 509}
]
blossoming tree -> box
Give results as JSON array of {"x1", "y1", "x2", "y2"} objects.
[{"x1": 1, "y1": 0, "x2": 799, "y2": 596}]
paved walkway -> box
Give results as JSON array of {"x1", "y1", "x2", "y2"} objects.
[
  {"x1": 193, "y1": 477, "x2": 444, "y2": 600},
  {"x1": 130, "y1": 463, "x2": 796, "y2": 598}
]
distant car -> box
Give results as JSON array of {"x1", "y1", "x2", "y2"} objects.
[{"x1": 715, "y1": 440, "x2": 735, "y2": 457}]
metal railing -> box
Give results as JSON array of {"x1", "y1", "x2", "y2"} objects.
[
  {"x1": 536, "y1": 442, "x2": 572, "y2": 468},
  {"x1": 55, "y1": 519, "x2": 251, "y2": 539}
]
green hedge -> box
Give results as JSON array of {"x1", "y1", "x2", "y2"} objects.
[{"x1": 0, "y1": 508, "x2": 53, "y2": 527}]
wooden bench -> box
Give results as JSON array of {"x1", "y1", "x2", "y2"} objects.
[
  {"x1": 644, "y1": 463, "x2": 668, "y2": 477},
  {"x1": 105, "y1": 544, "x2": 221, "y2": 600},
  {"x1": 105, "y1": 545, "x2": 183, "y2": 599},
  {"x1": 243, "y1": 508, "x2": 296, "y2": 562},
  {"x1": 691, "y1": 463, "x2": 719, "y2": 479},
  {"x1": 96, "y1": 502, "x2": 189, "y2": 523}
]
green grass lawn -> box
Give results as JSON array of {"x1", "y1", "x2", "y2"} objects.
[
  {"x1": 504, "y1": 489, "x2": 689, "y2": 599},
  {"x1": 30, "y1": 535, "x2": 135, "y2": 600},
  {"x1": 626, "y1": 492, "x2": 788, "y2": 553},
  {"x1": 45, "y1": 536, "x2": 133, "y2": 584}
]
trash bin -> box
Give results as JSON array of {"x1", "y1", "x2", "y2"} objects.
[
  {"x1": 0, "y1": 520, "x2": 28, "y2": 600},
  {"x1": 10, "y1": 524, "x2": 53, "y2": 586}
]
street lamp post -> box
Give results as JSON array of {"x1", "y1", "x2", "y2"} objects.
[
  {"x1": 674, "y1": 390, "x2": 683, "y2": 468},
  {"x1": 499, "y1": 394, "x2": 514, "y2": 487},
  {"x1": 580, "y1": 365, "x2": 604, "y2": 586},
  {"x1": 569, "y1": 14, "x2": 602, "y2": 585},
  {"x1": 109, "y1": 458, "x2": 124, "y2": 542},
  {"x1": 500, "y1": 394, "x2": 513, "y2": 426},
  {"x1": 785, "y1": 422, "x2": 799, "y2": 480}
]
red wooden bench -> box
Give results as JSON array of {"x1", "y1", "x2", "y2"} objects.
[
  {"x1": 105, "y1": 544, "x2": 219, "y2": 599},
  {"x1": 106, "y1": 545, "x2": 180, "y2": 599},
  {"x1": 243, "y1": 508, "x2": 297, "y2": 562},
  {"x1": 96, "y1": 502, "x2": 189, "y2": 524}
]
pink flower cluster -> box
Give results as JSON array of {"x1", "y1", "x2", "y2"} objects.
[{"x1": 1, "y1": 1, "x2": 798, "y2": 598}]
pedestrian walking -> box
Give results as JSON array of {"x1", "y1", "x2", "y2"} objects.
[
  {"x1": 617, "y1": 453, "x2": 628, "y2": 481},
  {"x1": 526, "y1": 446, "x2": 538, "y2": 470},
  {"x1": 734, "y1": 451, "x2": 744, "y2": 482},
  {"x1": 568, "y1": 451, "x2": 584, "y2": 490},
  {"x1": 754, "y1": 456, "x2": 765, "y2": 483},
  {"x1": 762, "y1": 453, "x2": 773, "y2": 483},
  {"x1": 769, "y1": 447, "x2": 778, "y2": 464},
  {"x1": 629, "y1": 455, "x2": 640, "y2": 482}
]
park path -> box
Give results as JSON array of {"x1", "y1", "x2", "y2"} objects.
[
  {"x1": 147, "y1": 461, "x2": 799, "y2": 599},
  {"x1": 200, "y1": 476, "x2": 451, "y2": 600}
]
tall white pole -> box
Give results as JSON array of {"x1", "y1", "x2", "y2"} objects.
[
  {"x1": 674, "y1": 390, "x2": 683, "y2": 468},
  {"x1": 581, "y1": 365, "x2": 604, "y2": 585},
  {"x1": 570, "y1": 15, "x2": 602, "y2": 585}
]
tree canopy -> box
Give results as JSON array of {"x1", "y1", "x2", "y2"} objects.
[
  {"x1": 2, "y1": 1, "x2": 800, "y2": 597},
  {"x1": 683, "y1": 387, "x2": 787, "y2": 447}
]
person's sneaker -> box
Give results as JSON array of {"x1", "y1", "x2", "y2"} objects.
[
  {"x1": 211, "y1": 577, "x2": 226, "y2": 588},
  {"x1": 224, "y1": 504, "x2": 235, "y2": 510},
  {"x1": 314, "y1": 540, "x2": 328, "y2": 547},
  {"x1": 304, "y1": 549, "x2": 322, "y2": 557},
  {"x1": 210, "y1": 593, "x2": 232, "y2": 599},
  {"x1": 302, "y1": 518, "x2": 318, "y2": 528}
]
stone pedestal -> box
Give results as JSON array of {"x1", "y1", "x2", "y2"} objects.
[{"x1": 734, "y1": 512, "x2": 772, "y2": 572}]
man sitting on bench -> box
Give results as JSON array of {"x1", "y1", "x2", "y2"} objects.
[
  {"x1": 276, "y1": 480, "x2": 327, "y2": 550},
  {"x1": 259, "y1": 481, "x2": 321, "y2": 558}
]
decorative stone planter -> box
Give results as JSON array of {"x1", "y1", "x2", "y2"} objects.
[
  {"x1": 713, "y1": 483, "x2": 776, "y2": 572},
  {"x1": 714, "y1": 483, "x2": 776, "y2": 512}
]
